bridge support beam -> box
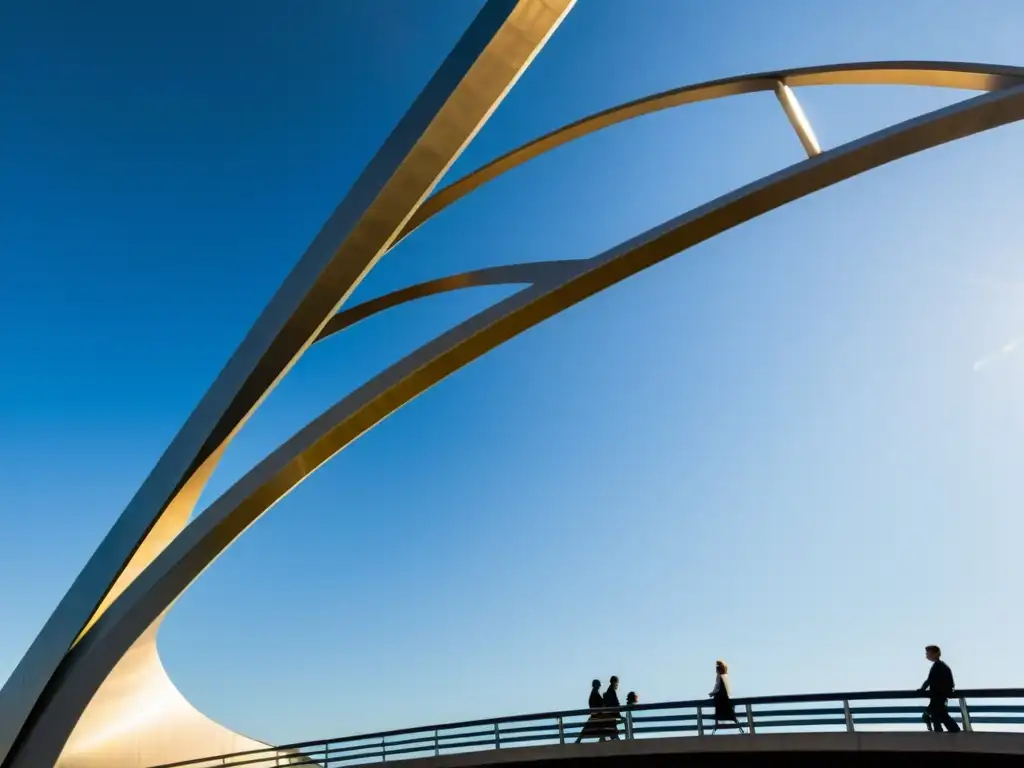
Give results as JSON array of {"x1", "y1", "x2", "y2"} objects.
[
  {"x1": 0, "y1": 2, "x2": 575, "y2": 766},
  {"x1": 774, "y1": 80, "x2": 822, "y2": 157}
]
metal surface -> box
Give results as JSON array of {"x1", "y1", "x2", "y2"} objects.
[
  {"x1": 385, "y1": 732, "x2": 1024, "y2": 764},
  {"x1": 54, "y1": 626, "x2": 277, "y2": 768},
  {"x1": 4, "y1": 44, "x2": 1022, "y2": 768},
  {"x1": 960, "y1": 697, "x2": 974, "y2": 731},
  {"x1": 396, "y1": 61, "x2": 1024, "y2": 245},
  {"x1": 843, "y1": 700, "x2": 854, "y2": 732},
  {"x1": 143, "y1": 688, "x2": 1024, "y2": 768},
  {"x1": 317, "y1": 261, "x2": 583, "y2": 340},
  {"x1": 0, "y1": 1, "x2": 575, "y2": 766},
  {"x1": 773, "y1": 81, "x2": 821, "y2": 157},
  {"x1": 165, "y1": 732, "x2": 1024, "y2": 768},
  {"x1": 35, "y1": 73, "x2": 1024, "y2": 768}
]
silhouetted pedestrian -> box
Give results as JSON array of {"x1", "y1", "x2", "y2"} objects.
[
  {"x1": 710, "y1": 660, "x2": 745, "y2": 734},
  {"x1": 575, "y1": 679, "x2": 605, "y2": 743},
  {"x1": 919, "y1": 645, "x2": 960, "y2": 733},
  {"x1": 625, "y1": 692, "x2": 639, "y2": 739},
  {"x1": 602, "y1": 676, "x2": 622, "y2": 740}
]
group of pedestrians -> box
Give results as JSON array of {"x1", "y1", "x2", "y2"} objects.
[
  {"x1": 575, "y1": 662, "x2": 740, "y2": 743},
  {"x1": 574, "y1": 676, "x2": 636, "y2": 742},
  {"x1": 574, "y1": 645, "x2": 963, "y2": 742}
]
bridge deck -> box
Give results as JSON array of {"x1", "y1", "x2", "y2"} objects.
[
  {"x1": 400, "y1": 732, "x2": 1024, "y2": 766},
  {"x1": 144, "y1": 688, "x2": 1024, "y2": 768}
]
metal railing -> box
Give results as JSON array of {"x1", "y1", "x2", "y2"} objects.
[{"x1": 147, "y1": 688, "x2": 1024, "y2": 768}]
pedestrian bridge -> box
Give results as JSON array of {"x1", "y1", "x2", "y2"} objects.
[{"x1": 148, "y1": 688, "x2": 1024, "y2": 767}]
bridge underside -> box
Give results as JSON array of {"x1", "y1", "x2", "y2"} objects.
[{"x1": 376, "y1": 733, "x2": 1024, "y2": 768}]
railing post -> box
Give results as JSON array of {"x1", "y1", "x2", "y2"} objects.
[
  {"x1": 625, "y1": 710, "x2": 633, "y2": 740},
  {"x1": 696, "y1": 705, "x2": 704, "y2": 736},
  {"x1": 958, "y1": 697, "x2": 973, "y2": 731},
  {"x1": 434, "y1": 729, "x2": 440, "y2": 756},
  {"x1": 843, "y1": 700, "x2": 855, "y2": 732},
  {"x1": 324, "y1": 741, "x2": 331, "y2": 767},
  {"x1": 745, "y1": 703, "x2": 755, "y2": 734},
  {"x1": 494, "y1": 722, "x2": 501, "y2": 749},
  {"x1": 381, "y1": 736, "x2": 386, "y2": 762},
  {"x1": 557, "y1": 717, "x2": 565, "y2": 745}
]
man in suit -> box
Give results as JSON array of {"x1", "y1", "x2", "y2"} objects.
[
  {"x1": 919, "y1": 645, "x2": 961, "y2": 733},
  {"x1": 603, "y1": 676, "x2": 622, "y2": 740}
]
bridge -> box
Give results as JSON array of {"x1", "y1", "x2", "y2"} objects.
[
  {"x1": 4, "y1": 1, "x2": 1024, "y2": 766},
  {"x1": 148, "y1": 688, "x2": 1024, "y2": 767}
]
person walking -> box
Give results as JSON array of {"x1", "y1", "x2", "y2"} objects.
[
  {"x1": 919, "y1": 645, "x2": 961, "y2": 733},
  {"x1": 624, "y1": 692, "x2": 639, "y2": 739},
  {"x1": 710, "y1": 660, "x2": 745, "y2": 733},
  {"x1": 575, "y1": 679, "x2": 606, "y2": 743},
  {"x1": 602, "y1": 676, "x2": 622, "y2": 740}
]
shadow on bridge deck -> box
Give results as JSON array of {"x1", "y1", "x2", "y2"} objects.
[{"x1": 368, "y1": 732, "x2": 1024, "y2": 767}]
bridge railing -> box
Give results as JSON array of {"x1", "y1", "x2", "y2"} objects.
[{"x1": 146, "y1": 688, "x2": 1024, "y2": 768}]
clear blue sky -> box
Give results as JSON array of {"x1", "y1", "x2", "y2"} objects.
[{"x1": 2, "y1": 0, "x2": 1024, "y2": 747}]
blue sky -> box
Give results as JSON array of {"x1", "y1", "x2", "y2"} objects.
[{"x1": 2, "y1": 0, "x2": 1024, "y2": 747}]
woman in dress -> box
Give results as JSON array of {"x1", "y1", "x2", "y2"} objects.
[
  {"x1": 575, "y1": 679, "x2": 606, "y2": 742},
  {"x1": 709, "y1": 660, "x2": 745, "y2": 733}
]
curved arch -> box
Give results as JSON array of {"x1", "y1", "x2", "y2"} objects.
[
  {"x1": 43, "y1": 60, "x2": 1023, "y2": 653},
  {"x1": 0, "y1": 3, "x2": 574, "y2": 766},
  {"x1": 55, "y1": 627, "x2": 275, "y2": 768},
  {"x1": 319, "y1": 61, "x2": 1024, "y2": 344},
  {"x1": 23, "y1": 81, "x2": 1024, "y2": 768},
  {"x1": 317, "y1": 260, "x2": 584, "y2": 341},
  {"x1": 395, "y1": 60, "x2": 1024, "y2": 246}
]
